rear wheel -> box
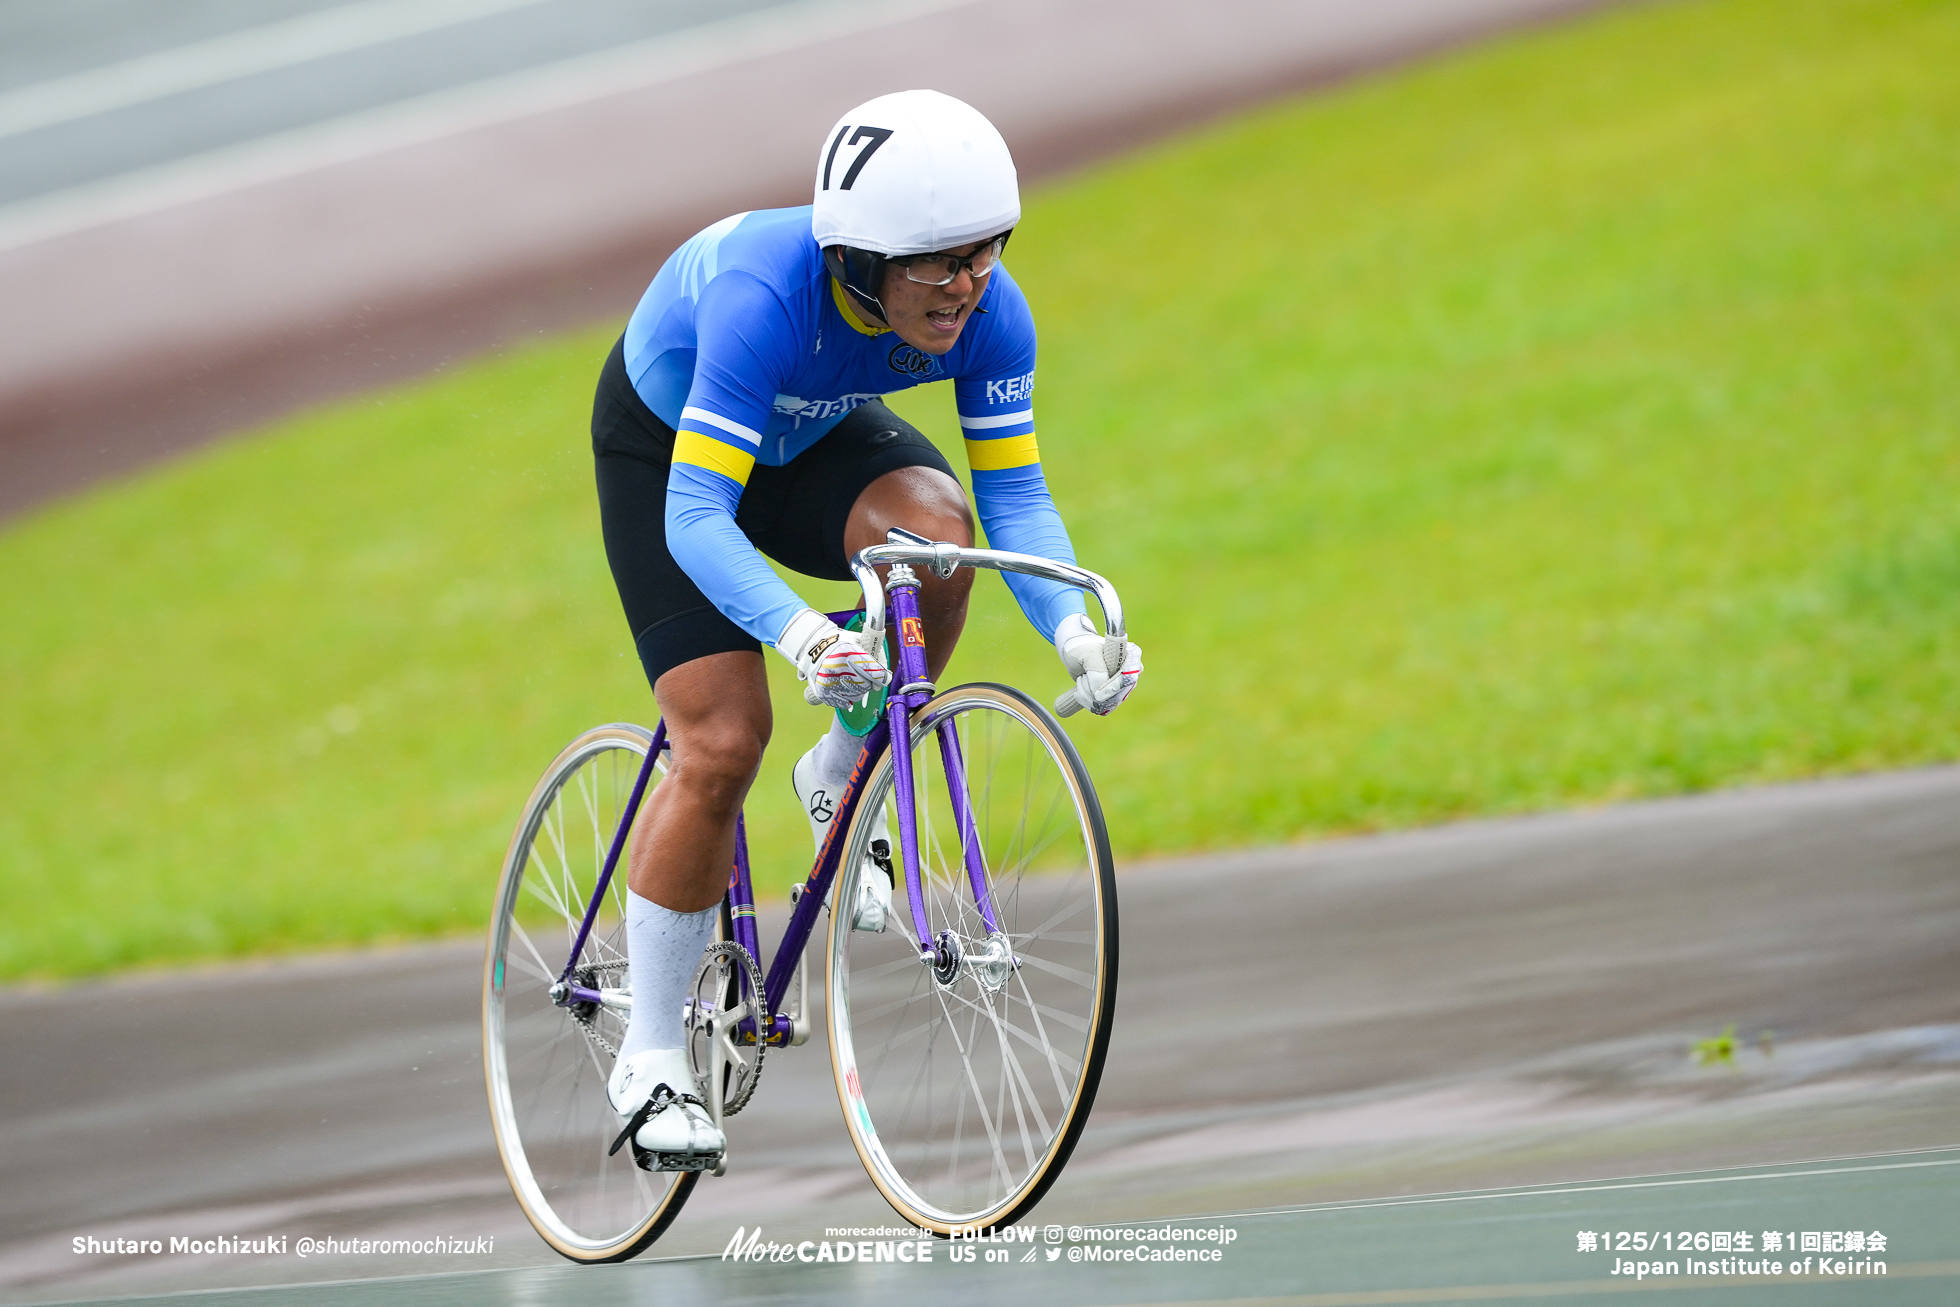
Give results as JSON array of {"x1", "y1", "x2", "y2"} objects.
[
  {"x1": 826, "y1": 684, "x2": 1118, "y2": 1234},
  {"x1": 483, "y1": 724, "x2": 695, "y2": 1262}
]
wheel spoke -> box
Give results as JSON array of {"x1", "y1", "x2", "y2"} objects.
[
  {"x1": 944, "y1": 984, "x2": 1056, "y2": 1150},
  {"x1": 1011, "y1": 890, "x2": 1093, "y2": 942},
  {"x1": 505, "y1": 922, "x2": 558, "y2": 985},
  {"x1": 852, "y1": 983, "x2": 941, "y2": 1028},
  {"x1": 936, "y1": 984, "x2": 1014, "y2": 1192},
  {"x1": 1027, "y1": 999, "x2": 1092, "y2": 1035},
  {"x1": 853, "y1": 953, "x2": 924, "y2": 983},
  {"x1": 1013, "y1": 951, "x2": 1095, "y2": 989},
  {"x1": 937, "y1": 982, "x2": 1082, "y2": 1087}
]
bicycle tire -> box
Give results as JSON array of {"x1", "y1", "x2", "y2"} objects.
[
  {"x1": 826, "y1": 683, "x2": 1118, "y2": 1234},
  {"x1": 483, "y1": 723, "x2": 696, "y2": 1262}
]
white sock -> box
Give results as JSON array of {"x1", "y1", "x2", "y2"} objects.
[
  {"x1": 811, "y1": 715, "x2": 862, "y2": 793},
  {"x1": 619, "y1": 891, "x2": 718, "y2": 1061}
]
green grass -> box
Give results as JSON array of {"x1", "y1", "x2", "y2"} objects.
[{"x1": 5, "y1": 0, "x2": 1959, "y2": 980}]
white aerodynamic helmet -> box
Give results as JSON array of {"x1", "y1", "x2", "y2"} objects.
[{"x1": 813, "y1": 89, "x2": 1019, "y2": 318}]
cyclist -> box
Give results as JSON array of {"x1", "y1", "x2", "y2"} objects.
[{"x1": 592, "y1": 90, "x2": 1143, "y2": 1167}]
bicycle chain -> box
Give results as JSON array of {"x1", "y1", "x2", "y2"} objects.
[{"x1": 567, "y1": 960, "x2": 629, "y2": 1059}]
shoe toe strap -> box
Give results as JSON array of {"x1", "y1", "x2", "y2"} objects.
[{"x1": 608, "y1": 1082, "x2": 711, "y2": 1157}]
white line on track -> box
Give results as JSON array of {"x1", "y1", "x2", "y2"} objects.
[
  {"x1": 0, "y1": 0, "x2": 555, "y2": 142},
  {"x1": 1198, "y1": 1153, "x2": 1960, "y2": 1224},
  {"x1": 0, "y1": 0, "x2": 976, "y2": 255}
]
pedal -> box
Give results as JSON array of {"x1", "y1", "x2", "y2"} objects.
[{"x1": 630, "y1": 1140, "x2": 722, "y2": 1174}]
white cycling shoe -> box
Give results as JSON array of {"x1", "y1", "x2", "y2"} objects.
[
  {"x1": 792, "y1": 742, "x2": 894, "y2": 933},
  {"x1": 607, "y1": 1048, "x2": 723, "y2": 1170}
]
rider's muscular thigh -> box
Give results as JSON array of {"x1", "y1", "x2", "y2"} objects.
[
  {"x1": 846, "y1": 466, "x2": 974, "y2": 682},
  {"x1": 629, "y1": 650, "x2": 772, "y2": 912}
]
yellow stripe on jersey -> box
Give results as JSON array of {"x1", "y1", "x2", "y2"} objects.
[
  {"x1": 965, "y1": 433, "x2": 1040, "y2": 471},
  {"x1": 675, "y1": 430, "x2": 756, "y2": 484}
]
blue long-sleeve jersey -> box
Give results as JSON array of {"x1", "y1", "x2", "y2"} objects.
[{"x1": 622, "y1": 205, "x2": 1085, "y2": 647}]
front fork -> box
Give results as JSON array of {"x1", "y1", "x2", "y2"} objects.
[{"x1": 882, "y1": 567, "x2": 1004, "y2": 971}]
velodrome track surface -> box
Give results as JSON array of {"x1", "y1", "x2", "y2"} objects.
[
  {"x1": 3, "y1": 768, "x2": 1958, "y2": 1304},
  {"x1": 0, "y1": 0, "x2": 1618, "y2": 521}
]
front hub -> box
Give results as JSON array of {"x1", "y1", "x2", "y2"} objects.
[
  {"x1": 932, "y1": 930, "x2": 964, "y2": 987},
  {"x1": 968, "y1": 932, "x2": 1015, "y2": 994}
]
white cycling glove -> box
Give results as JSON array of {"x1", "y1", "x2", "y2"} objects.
[
  {"x1": 1054, "y1": 613, "x2": 1143, "y2": 717},
  {"x1": 777, "y1": 607, "x2": 891, "y2": 709}
]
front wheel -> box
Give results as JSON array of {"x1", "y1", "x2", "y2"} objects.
[
  {"x1": 483, "y1": 724, "x2": 695, "y2": 1262},
  {"x1": 827, "y1": 684, "x2": 1118, "y2": 1234}
]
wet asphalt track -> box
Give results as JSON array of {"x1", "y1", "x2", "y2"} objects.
[
  {"x1": 4, "y1": 767, "x2": 1958, "y2": 1304},
  {"x1": 38, "y1": 1151, "x2": 1960, "y2": 1306}
]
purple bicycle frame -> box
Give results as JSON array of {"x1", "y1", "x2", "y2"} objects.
[{"x1": 551, "y1": 572, "x2": 997, "y2": 1043}]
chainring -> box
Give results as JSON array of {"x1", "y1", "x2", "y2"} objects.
[{"x1": 686, "y1": 941, "x2": 768, "y2": 1116}]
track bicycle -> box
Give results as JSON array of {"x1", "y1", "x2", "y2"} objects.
[{"x1": 482, "y1": 529, "x2": 1123, "y2": 1261}]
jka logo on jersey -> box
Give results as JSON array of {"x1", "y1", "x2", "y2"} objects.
[
  {"x1": 888, "y1": 343, "x2": 936, "y2": 378},
  {"x1": 900, "y1": 617, "x2": 925, "y2": 647}
]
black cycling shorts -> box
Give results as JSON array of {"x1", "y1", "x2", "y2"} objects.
[{"x1": 592, "y1": 335, "x2": 955, "y2": 689}]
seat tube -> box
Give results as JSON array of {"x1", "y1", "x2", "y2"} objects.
[
  {"x1": 727, "y1": 812, "x2": 760, "y2": 961},
  {"x1": 883, "y1": 568, "x2": 936, "y2": 952}
]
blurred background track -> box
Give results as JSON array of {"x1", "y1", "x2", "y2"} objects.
[{"x1": 0, "y1": 0, "x2": 1613, "y2": 521}]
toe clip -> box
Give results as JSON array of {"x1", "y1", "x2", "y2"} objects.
[{"x1": 607, "y1": 1082, "x2": 708, "y2": 1157}]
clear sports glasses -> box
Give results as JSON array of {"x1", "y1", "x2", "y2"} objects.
[{"x1": 889, "y1": 235, "x2": 1006, "y2": 286}]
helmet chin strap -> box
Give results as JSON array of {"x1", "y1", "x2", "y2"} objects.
[
  {"x1": 842, "y1": 281, "x2": 888, "y2": 327},
  {"x1": 824, "y1": 246, "x2": 890, "y2": 328}
]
